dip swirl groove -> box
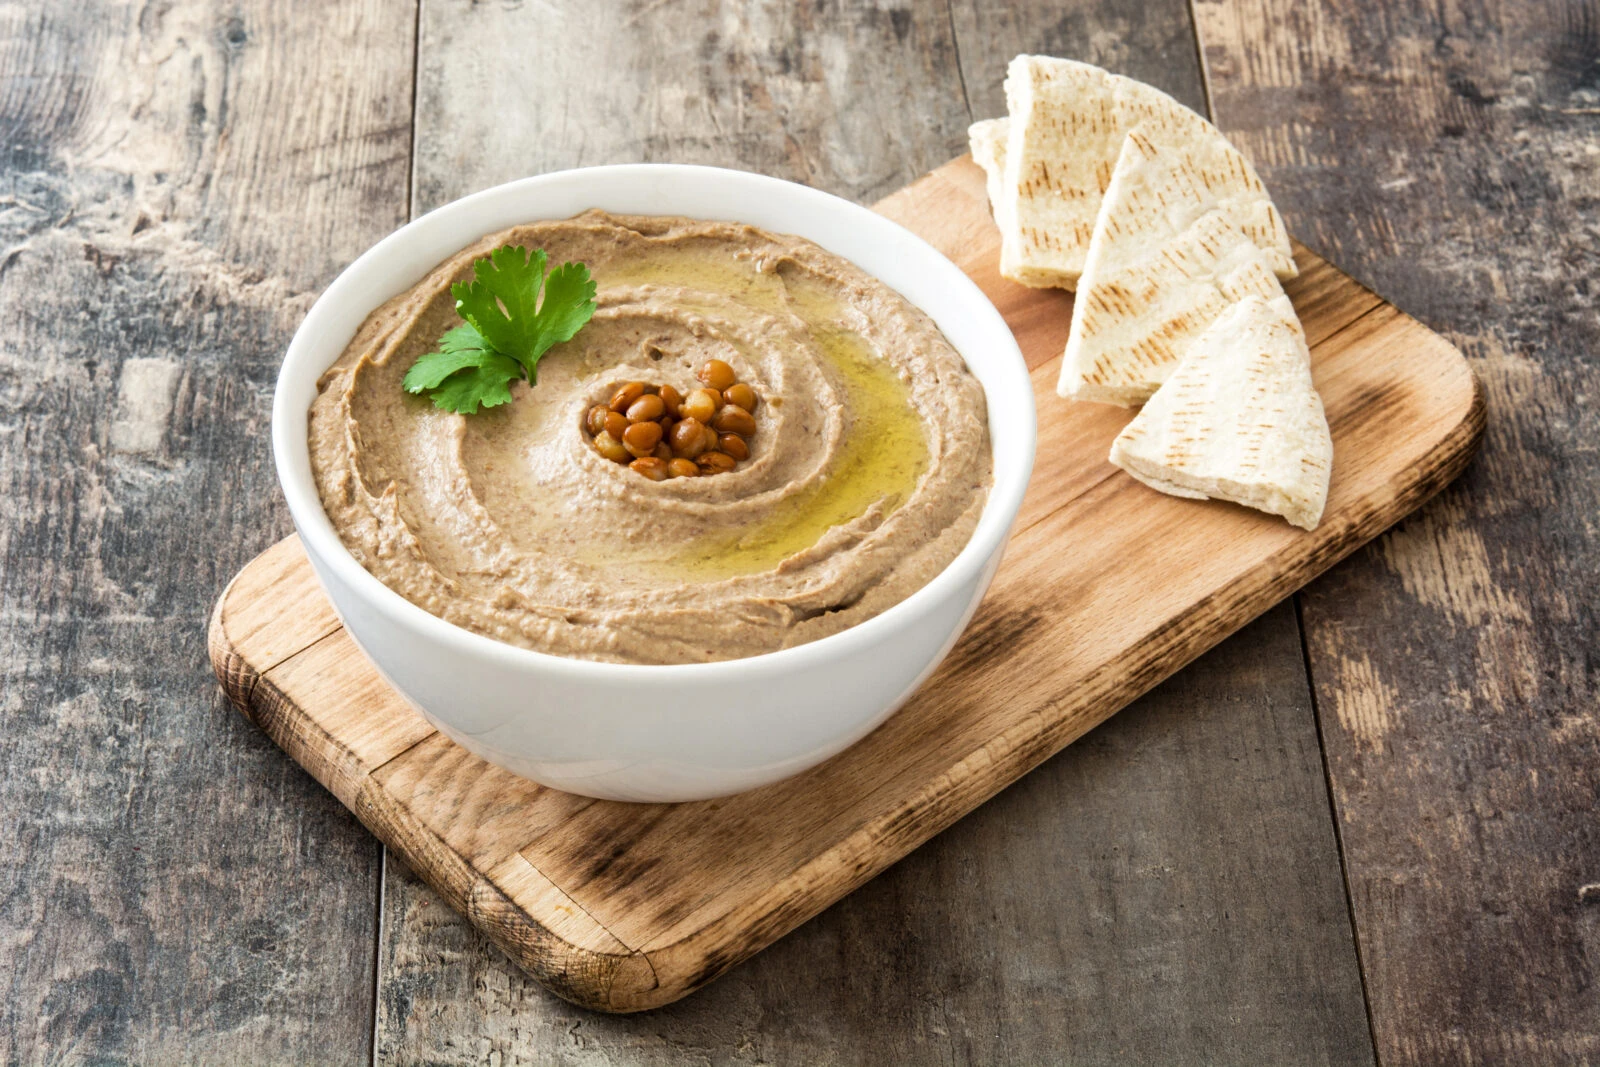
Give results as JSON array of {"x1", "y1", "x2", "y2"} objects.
[{"x1": 309, "y1": 210, "x2": 993, "y2": 665}]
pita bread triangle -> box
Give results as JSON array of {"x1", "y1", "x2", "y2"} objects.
[
  {"x1": 1108, "y1": 293, "x2": 1333, "y2": 530},
  {"x1": 968, "y1": 118, "x2": 1010, "y2": 231},
  {"x1": 1058, "y1": 130, "x2": 1292, "y2": 406},
  {"x1": 996, "y1": 56, "x2": 1293, "y2": 291}
]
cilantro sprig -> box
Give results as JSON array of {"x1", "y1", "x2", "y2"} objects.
[{"x1": 403, "y1": 245, "x2": 598, "y2": 414}]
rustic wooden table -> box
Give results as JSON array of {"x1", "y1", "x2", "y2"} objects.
[{"x1": 2, "y1": 1, "x2": 1594, "y2": 1063}]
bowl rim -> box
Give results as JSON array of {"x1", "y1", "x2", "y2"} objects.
[{"x1": 273, "y1": 162, "x2": 1036, "y2": 679}]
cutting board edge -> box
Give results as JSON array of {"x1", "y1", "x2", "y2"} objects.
[
  {"x1": 208, "y1": 358, "x2": 1485, "y2": 1012},
  {"x1": 210, "y1": 594, "x2": 665, "y2": 1012}
]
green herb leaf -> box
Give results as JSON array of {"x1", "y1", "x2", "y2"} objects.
[
  {"x1": 426, "y1": 351, "x2": 522, "y2": 414},
  {"x1": 404, "y1": 245, "x2": 599, "y2": 413},
  {"x1": 524, "y1": 262, "x2": 602, "y2": 381},
  {"x1": 402, "y1": 324, "x2": 494, "y2": 392},
  {"x1": 450, "y1": 246, "x2": 598, "y2": 380},
  {"x1": 401, "y1": 323, "x2": 517, "y2": 413}
]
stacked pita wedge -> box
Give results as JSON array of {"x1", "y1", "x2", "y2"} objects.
[
  {"x1": 968, "y1": 56, "x2": 1331, "y2": 530},
  {"x1": 968, "y1": 118, "x2": 1010, "y2": 232},
  {"x1": 1109, "y1": 294, "x2": 1333, "y2": 530},
  {"x1": 970, "y1": 56, "x2": 1292, "y2": 290},
  {"x1": 1058, "y1": 130, "x2": 1291, "y2": 406}
]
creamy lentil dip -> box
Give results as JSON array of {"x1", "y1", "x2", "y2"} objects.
[{"x1": 309, "y1": 210, "x2": 992, "y2": 664}]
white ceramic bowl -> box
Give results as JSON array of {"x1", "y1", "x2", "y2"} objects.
[{"x1": 273, "y1": 164, "x2": 1036, "y2": 802}]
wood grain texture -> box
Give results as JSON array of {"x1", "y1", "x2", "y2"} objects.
[
  {"x1": 948, "y1": 0, "x2": 1210, "y2": 120},
  {"x1": 211, "y1": 154, "x2": 1483, "y2": 1025},
  {"x1": 1195, "y1": 0, "x2": 1600, "y2": 1061},
  {"x1": 412, "y1": 0, "x2": 971, "y2": 214},
  {"x1": 373, "y1": 604, "x2": 1373, "y2": 1065},
  {"x1": 0, "y1": 1, "x2": 413, "y2": 1062}
]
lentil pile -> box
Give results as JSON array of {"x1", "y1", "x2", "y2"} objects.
[{"x1": 584, "y1": 358, "x2": 760, "y2": 480}]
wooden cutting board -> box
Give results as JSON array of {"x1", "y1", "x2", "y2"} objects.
[{"x1": 209, "y1": 156, "x2": 1484, "y2": 1013}]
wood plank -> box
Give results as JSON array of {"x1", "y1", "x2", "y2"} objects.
[
  {"x1": 0, "y1": 2, "x2": 414, "y2": 1062},
  {"x1": 411, "y1": 0, "x2": 971, "y2": 215},
  {"x1": 372, "y1": 1, "x2": 1379, "y2": 1058},
  {"x1": 948, "y1": 0, "x2": 1211, "y2": 120},
  {"x1": 215, "y1": 146, "x2": 1482, "y2": 1027},
  {"x1": 1195, "y1": 0, "x2": 1600, "y2": 1061}
]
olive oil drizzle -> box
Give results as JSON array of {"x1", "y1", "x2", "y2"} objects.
[
  {"x1": 668, "y1": 328, "x2": 928, "y2": 579},
  {"x1": 601, "y1": 245, "x2": 932, "y2": 580}
]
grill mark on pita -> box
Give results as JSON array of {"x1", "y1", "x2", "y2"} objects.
[{"x1": 1086, "y1": 290, "x2": 1118, "y2": 316}]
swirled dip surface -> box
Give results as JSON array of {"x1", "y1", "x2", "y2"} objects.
[{"x1": 309, "y1": 211, "x2": 992, "y2": 664}]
